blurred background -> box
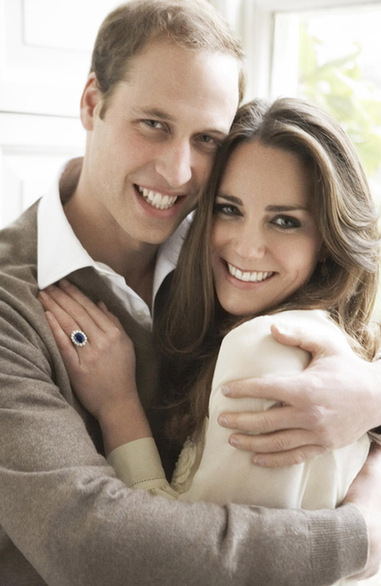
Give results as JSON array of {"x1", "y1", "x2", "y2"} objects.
[{"x1": 0, "y1": 0, "x2": 380, "y2": 226}]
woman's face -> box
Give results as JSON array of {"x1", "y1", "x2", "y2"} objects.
[{"x1": 210, "y1": 140, "x2": 323, "y2": 316}]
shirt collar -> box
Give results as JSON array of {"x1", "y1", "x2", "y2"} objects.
[
  {"x1": 37, "y1": 165, "x2": 95, "y2": 290},
  {"x1": 153, "y1": 213, "x2": 192, "y2": 299},
  {"x1": 37, "y1": 162, "x2": 192, "y2": 296}
]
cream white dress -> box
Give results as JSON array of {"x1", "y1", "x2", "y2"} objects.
[{"x1": 108, "y1": 310, "x2": 370, "y2": 586}]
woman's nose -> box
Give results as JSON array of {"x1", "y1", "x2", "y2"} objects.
[{"x1": 232, "y1": 226, "x2": 266, "y2": 259}]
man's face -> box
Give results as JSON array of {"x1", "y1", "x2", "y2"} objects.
[{"x1": 80, "y1": 39, "x2": 240, "y2": 249}]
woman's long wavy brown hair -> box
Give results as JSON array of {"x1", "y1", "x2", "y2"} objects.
[{"x1": 155, "y1": 97, "x2": 381, "y2": 442}]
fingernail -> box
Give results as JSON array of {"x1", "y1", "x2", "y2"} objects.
[
  {"x1": 229, "y1": 437, "x2": 240, "y2": 448},
  {"x1": 252, "y1": 456, "x2": 264, "y2": 466},
  {"x1": 60, "y1": 279, "x2": 70, "y2": 288},
  {"x1": 221, "y1": 386, "x2": 230, "y2": 396},
  {"x1": 218, "y1": 416, "x2": 228, "y2": 427},
  {"x1": 38, "y1": 290, "x2": 48, "y2": 300}
]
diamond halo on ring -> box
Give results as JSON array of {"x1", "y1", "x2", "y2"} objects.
[{"x1": 70, "y1": 330, "x2": 88, "y2": 347}]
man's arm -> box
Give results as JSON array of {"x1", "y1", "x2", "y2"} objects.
[
  {"x1": 0, "y1": 294, "x2": 370, "y2": 586},
  {"x1": 345, "y1": 442, "x2": 381, "y2": 581},
  {"x1": 220, "y1": 318, "x2": 381, "y2": 467}
]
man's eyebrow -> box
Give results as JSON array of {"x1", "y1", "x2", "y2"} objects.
[{"x1": 132, "y1": 107, "x2": 175, "y2": 122}]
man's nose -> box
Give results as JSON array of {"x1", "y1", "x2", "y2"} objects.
[{"x1": 155, "y1": 141, "x2": 193, "y2": 188}]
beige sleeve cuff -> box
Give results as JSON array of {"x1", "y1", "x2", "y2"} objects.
[{"x1": 107, "y1": 437, "x2": 178, "y2": 498}]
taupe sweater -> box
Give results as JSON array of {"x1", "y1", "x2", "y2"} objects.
[{"x1": 0, "y1": 202, "x2": 368, "y2": 586}]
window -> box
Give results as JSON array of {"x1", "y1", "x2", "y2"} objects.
[
  {"x1": 269, "y1": 1, "x2": 381, "y2": 322},
  {"x1": 214, "y1": 0, "x2": 381, "y2": 206},
  {"x1": 271, "y1": 3, "x2": 381, "y2": 205}
]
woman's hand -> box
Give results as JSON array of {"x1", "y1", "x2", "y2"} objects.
[
  {"x1": 38, "y1": 280, "x2": 152, "y2": 453},
  {"x1": 218, "y1": 319, "x2": 381, "y2": 467}
]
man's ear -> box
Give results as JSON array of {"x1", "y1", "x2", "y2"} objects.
[{"x1": 80, "y1": 73, "x2": 102, "y2": 131}]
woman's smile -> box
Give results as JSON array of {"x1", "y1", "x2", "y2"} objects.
[{"x1": 226, "y1": 261, "x2": 274, "y2": 284}]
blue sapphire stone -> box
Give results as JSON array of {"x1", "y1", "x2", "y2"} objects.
[
  {"x1": 71, "y1": 330, "x2": 88, "y2": 346},
  {"x1": 74, "y1": 332, "x2": 86, "y2": 345}
]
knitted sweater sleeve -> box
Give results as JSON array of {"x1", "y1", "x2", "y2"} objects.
[{"x1": 0, "y1": 209, "x2": 369, "y2": 586}]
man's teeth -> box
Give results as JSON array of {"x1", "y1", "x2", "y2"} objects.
[
  {"x1": 138, "y1": 187, "x2": 178, "y2": 210},
  {"x1": 227, "y1": 263, "x2": 273, "y2": 283}
]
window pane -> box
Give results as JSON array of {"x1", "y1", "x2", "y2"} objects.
[{"x1": 272, "y1": 4, "x2": 381, "y2": 206}]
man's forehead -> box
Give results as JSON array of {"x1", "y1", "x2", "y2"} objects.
[{"x1": 114, "y1": 43, "x2": 240, "y2": 134}]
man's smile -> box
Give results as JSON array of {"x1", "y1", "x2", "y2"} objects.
[{"x1": 136, "y1": 185, "x2": 179, "y2": 210}]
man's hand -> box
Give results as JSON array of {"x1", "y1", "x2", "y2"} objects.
[
  {"x1": 218, "y1": 320, "x2": 381, "y2": 467},
  {"x1": 345, "y1": 443, "x2": 381, "y2": 580}
]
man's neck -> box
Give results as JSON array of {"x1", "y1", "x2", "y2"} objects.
[
  {"x1": 60, "y1": 162, "x2": 158, "y2": 308},
  {"x1": 66, "y1": 196, "x2": 158, "y2": 307}
]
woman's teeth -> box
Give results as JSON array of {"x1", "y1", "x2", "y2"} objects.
[{"x1": 227, "y1": 263, "x2": 273, "y2": 283}]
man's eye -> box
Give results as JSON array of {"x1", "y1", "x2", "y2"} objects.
[
  {"x1": 197, "y1": 135, "x2": 221, "y2": 150},
  {"x1": 272, "y1": 216, "x2": 301, "y2": 229},
  {"x1": 143, "y1": 120, "x2": 164, "y2": 130},
  {"x1": 199, "y1": 135, "x2": 215, "y2": 144}
]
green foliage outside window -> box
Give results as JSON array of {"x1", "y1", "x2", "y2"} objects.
[
  {"x1": 298, "y1": 21, "x2": 381, "y2": 318},
  {"x1": 298, "y1": 22, "x2": 381, "y2": 177}
]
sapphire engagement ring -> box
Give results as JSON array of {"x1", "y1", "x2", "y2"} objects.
[{"x1": 70, "y1": 330, "x2": 88, "y2": 347}]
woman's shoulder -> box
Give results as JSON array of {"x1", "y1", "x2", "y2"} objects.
[
  {"x1": 213, "y1": 311, "x2": 334, "y2": 389},
  {"x1": 225, "y1": 309, "x2": 337, "y2": 344}
]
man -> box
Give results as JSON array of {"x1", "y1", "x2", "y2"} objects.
[{"x1": 0, "y1": 1, "x2": 380, "y2": 584}]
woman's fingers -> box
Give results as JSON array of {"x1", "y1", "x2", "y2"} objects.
[
  {"x1": 38, "y1": 282, "x2": 133, "y2": 362},
  {"x1": 44, "y1": 310, "x2": 81, "y2": 367},
  {"x1": 38, "y1": 288, "x2": 85, "y2": 337},
  {"x1": 58, "y1": 280, "x2": 110, "y2": 327},
  {"x1": 39, "y1": 281, "x2": 109, "y2": 332},
  {"x1": 38, "y1": 281, "x2": 118, "y2": 343},
  {"x1": 39, "y1": 289, "x2": 95, "y2": 368},
  {"x1": 58, "y1": 280, "x2": 126, "y2": 335}
]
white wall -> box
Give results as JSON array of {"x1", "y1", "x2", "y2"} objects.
[
  {"x1": 1, "y1": 0, "x2": 380, "y2": 227},
  {"x1": 0, "y1": 0, "x2": 118, "y2": 226}
]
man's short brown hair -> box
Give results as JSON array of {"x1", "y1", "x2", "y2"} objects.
[{"x1": 90, "y1": 0, "x2": 245, "y2": 114}]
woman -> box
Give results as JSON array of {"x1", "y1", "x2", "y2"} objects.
[{"x1": 40, "y1": 98, "x2": 380, "y2": 540}]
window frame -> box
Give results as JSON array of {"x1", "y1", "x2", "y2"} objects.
[{"x1": 211, "y1": 0, "x2": 381, "y2": 101}]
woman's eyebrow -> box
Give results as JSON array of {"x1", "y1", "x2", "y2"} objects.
[
  {"x1": 216, "y1": 193, "x2": 243, "y2": 206},
  {"x1": 265, "y1": 205, "x2": 309, "y2": 212}
]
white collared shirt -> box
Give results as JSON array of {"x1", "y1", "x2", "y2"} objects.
[{"x1": 37, "y1": 164, "x2": 192, "y2": 330}]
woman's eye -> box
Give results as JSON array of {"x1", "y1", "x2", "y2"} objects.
[
  {"x1": 272, "y1": 216, "x2": 301, "y2": 229},
  {"x1": 213, "y1": 203, "x2": 240, "y2": 216}
]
